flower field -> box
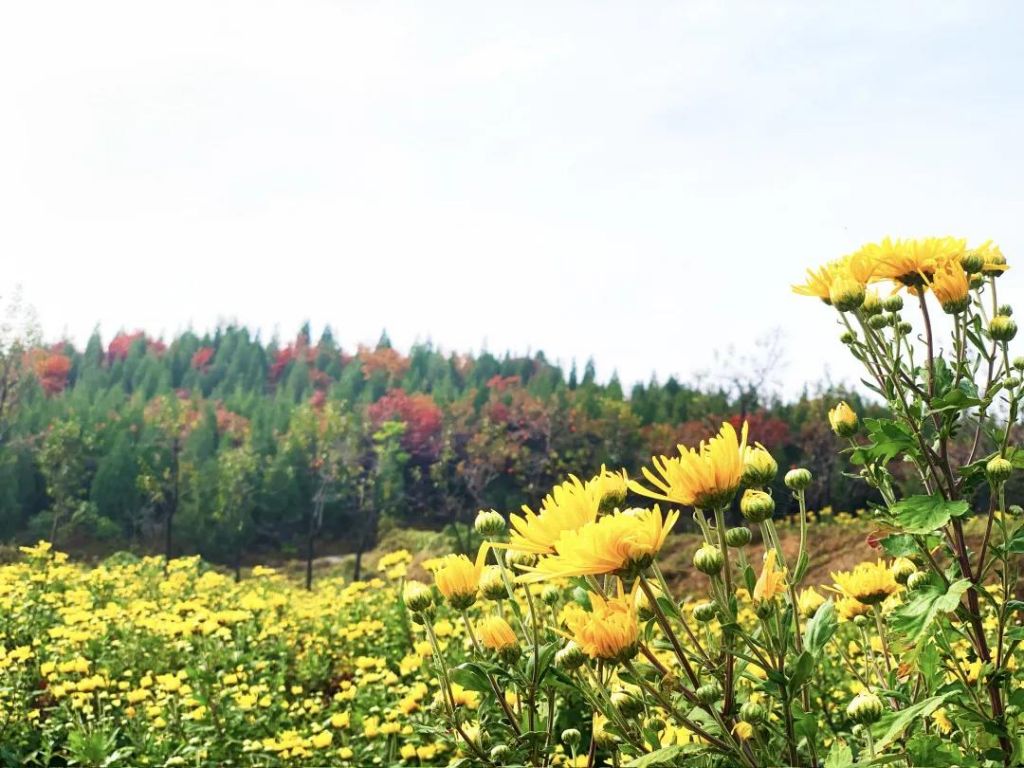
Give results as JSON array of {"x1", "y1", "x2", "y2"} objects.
[{"x1": 6, "y1": 236, "x2": 1024, "y2": 767}]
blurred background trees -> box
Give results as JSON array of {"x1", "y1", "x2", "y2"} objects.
[{"x1": 0, "y1": 323, "x2": 891, "y2": 567}]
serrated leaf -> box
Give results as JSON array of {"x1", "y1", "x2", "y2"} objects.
[
  {"x1": 625, "y1": 745, "x2": 699, "y2": 767},
  {"x1": 823, "y1": 740, "x2": 853, "y2": 768},
  {"x1": 891, "y1": 495, "x2": 967, "y2": 534},
  {"x1": 889, "y1": 579, "x2": 970, "y2": 645},
  {"x1": 880, "y1": 533, "x2": 918, "y2": 558},
  {"x1": 873, "y1": 693, "x2": 953, "y2": 752}
]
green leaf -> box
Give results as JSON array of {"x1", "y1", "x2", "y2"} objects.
[
  {"x1": 891, "y1": 494, "x2": 968, "y2": 534},
  {"x1": 450, "y1": 663, "x2": 492, "y2": 694},
  {"x1": 929, "y1": 379, "x2": 985, "y2": 413},
  {"x1": 823, "y1": 741, "x2": 853, "y2": 768},
  {"x1": 873, "y1": 693, "x2": 953, "y2": 752},
  {"x1": 880, "y1": 533, "x2": 918, "y2": 558},
  {"x1": 889, "y1": 579, "x2": 970, "y2": 645},
  {"x1": 788, "y1": 650, "x2": 814, "y2": 690},
  {"x1": 853, "y1": 418, "x2": 919, "y2": 465},
  {"x1": 805, "y1": 599, "x2": 837, "y2": 657}
]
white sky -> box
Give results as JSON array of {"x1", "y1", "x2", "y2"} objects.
[{"x1": 3, "y1": 1, "x2": 1023, "y2": 396}]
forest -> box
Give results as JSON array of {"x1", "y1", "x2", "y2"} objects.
[{"x1": 0, "y1": 323, "x2": 877, "y2": 575}]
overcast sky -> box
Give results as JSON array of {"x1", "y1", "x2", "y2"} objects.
[{"x1": 3, "y1": 1, "x2": 1023, "y2": 396}]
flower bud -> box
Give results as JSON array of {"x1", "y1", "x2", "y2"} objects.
[
  {"x1": 853, "y1": 614, "x2": 869, "y2": 628},
  {"x1": 693, "y1": 545, "x2": 724, "y2": 576},
  {"x1": 984, "y1": 252, "x2": 1009, "y2": 276},
  {"x1": 828, "y1": 401, "x2": 859, "y2": 438},
  {"x1": 830, "y1": 278, "x2": 866, "y2": 313},
  {"x1": 840, "y1": 330, "x2": 857, "y2": 345},
  {"x1": 861, "y1": 291, "x2": 883, "y2": 316},
  {"x1": 489, "y1": 745, "x2": 511, "y2": 762},
  {"x1": 897, "y1": 321, "x2": 914, "y2": 335},
  {"x1": 403, "y1": 580, "x2": 434, "y2": 614},
  {"x1": 970, "y1": 273, "x2": 985, "y2": 289},
  {"x1": 742, "y1": 445, "x2": 778, "y2": 487},
  {"x1": 868, "y1": 314, "x2": 889, "y2": 330},
  {"x1": 739, "y1": 700, "x2": 767, "y2": 724},
  {"x1": 890, "y1": 557, "x2": 917, "y2": 585},
  {"x1": 991, "y1": 315, "x2": 1018, "y2": 342},
  {"x1": 474, "y1": 510, "x2": 506, "y2": 537},
  {"x1": 479, "y1": 566, "x2": 509, "y2": 601},
  {"x1": 1005, "y1": 705, "x2": 1021, "y2": 719},
  {"x1": 999, "y1": 304, "x2": 1014, "y2": 317},
  {"x1": 505, "y1": 549, "x2": 538, "y2": 569},
  {"x1": 1009, "y1": 505, "x2": 1024, "y2": 518},
  {"x1": 692, "y1": 601, "x2": 717, "y2": 623},
  {"x1": 725, "y1": 526, "x2": 752, "y2": 548},
  {"x1": 1005, "y1": 376, "x2": 1021, "y2": 389},
  {"x1": 846, "y1": 692, "x2": 884, "y2": 725},
  {"x1": 882, "y1": 295, "x2": 904, "y2": 312},
  {"x1": 961, "y1": 250, "x2": 985, "y2": 274},
  {"x1": 987, "y1": 456, "x2": 1013, "y2": 484},
  {"x1": 906, "y1": 571, "x2": 931, "y2": 591},
  {"x1": 740, "y1": 489, "x2": 775, "y2": 523},
  {"x1": 696, "y1": 681, "x2": 723, "y2": 706},
  {"x1": 561, "y1": 728, "x2": 581, "y2": 749},
  {"x1": 611, "y1": 691, "x2": 644, "y2": 718},
  {"x1": 785, "y1": 468, "x2": 812, "y2": 492},
  {"x1": 541, "y1": 585, "x2": 560, "y2": 606},
  {"x1": 1013, "y1": 357, "x2": 1024, "y2": 371},
  {"x1": 555, "y1": 641, "x2": 586, "y2": 671}
]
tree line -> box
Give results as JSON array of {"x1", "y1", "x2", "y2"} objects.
[{"x1": 0, "y1": 323, "x2": 880, "y2": 581}]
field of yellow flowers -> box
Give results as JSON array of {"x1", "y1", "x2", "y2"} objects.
[{"x1": 6, "y1": 236, "x2": 1024, "y2": 768}]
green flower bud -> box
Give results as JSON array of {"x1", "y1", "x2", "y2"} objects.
[
  {"x1": 785, "y1": 468, "x2": 813, "y2": 491},
  {"x1": 725, "y1": 526, "x2": 752, "y2": 548},
  {"x1": 1012, "y1": 357, "x2": 1024, "y2": 371},
  {"x1": 961, "y1": 250, "x2": 985, "y2": 274},
  {"x1": 987, "y1": 456, "x2": 1013, "y2": 484},
  {"x1": 970, "y1": 273, "x2": 985, "y2": 289},
  {"x1": 1005, "y1": 376, "x2": 1021, "y2": 389},
  {"x1": 740, "y1": 489, "x2": 775, "y2": 523},
  {"x1": 882, "y1": 295, "x2": 904, "y2": 312},
  {"x1": 693, "y1": 545, "x2": 724, "y2": 576},
  {"x1": 861, "y1": 292, "x2": 883, "y2": 316},
  {"x1": 999, "y1": 304, "x2": 1014, "y2": 317},
  {"x1": 541, "y1": 585, "x2": 560, "y2": 606},
  {"x1": 890, "y1": 557, "x2": 917, "y2": 585},
  {"x1": 611, "y1": 691, "x2": 644, "y2": 718},
  {"x1": 555, "y1": 641, "x2": 586, "y2": 671},
  {"x1": 692, "y1": 601, "x2": 717, "y2": 623},
  {"x1": 897, "y1": 321, "x2": 914, "y2": 335},
  {"x1": 1009, "y1": 505, "x2": 1024, "y2": 518},
  {"x1": 906, "y1": 571, "x2": 931, "y2": 591},
  {"x1": 696, "y1": 681, "x2": 723, "y2": 706},
  {"x1": 489, "y1": 745, "x2": 512, "y2": 762},
  {"x1": 479, "y1": 566, "x2": 509, "y2": 601},
  {"x1": 840, "y1": 330, "x2": 857, "y2": 345},
  {"x1": 740, "y1": 701, "x2": 767, "y2": 724},
  {"x1": 1005, "y1": 705, "x2": 1021, "y2": 719},
  {"x1": 846, "y1": 692, "x2": 884, "y2": 725},
  {"x1": 742, "y1": 446, "x2": 778, "y2": 487},
  {"x1": 505, "y1": 549, "x2": 537, "y2": 569},
  {"x1": 561, "y1": 728, "x2": 581, "y2": 749},
  {"x1": 853, "y1": 614, "x2": 869, "y2": 628},
  {"x1": 990, "y1": 315, "x2": 1018, "y2": 342},
  {"x1": 868, "y1": 314, "x2": 889, "y2": 330},
  {"x1": 474, "y1": 510, "x2": 506, "y2": 537},
  {"x1": 402, "y1": 580, "x2": 434, "y2": 614}
]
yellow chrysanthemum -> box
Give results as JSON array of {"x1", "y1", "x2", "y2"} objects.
[
  {"x1": 836, "y1": 596, "x2": 872, "y2": 622},
  {"x1": 797, "y1": 587, "x2": 826, "y2": 618},
  {"x1": 973, "y1": 240, "x2": 1009, "y2": 275},
  {"x1": 831, "y1": 560, "x2": 899, "y2": 606},
  {"x1": 476, "y1": 616, "x2": 517, "y2": 651},
  {"x1": 870, "y1": 236, "x2": 966, "y2": 287},
  {"x1": 928, "y1": 260, "x2": 970, "y2": 313},
  {"x1": 752, "y1": 549, "x2": 787, "y2": 602},
  {"x1": 563, "y1": 584, "x2": 639, "y2": 662},
  {"x1": 433, "y1": 546, "x2": 489, "y2": 609},
  {"x1": 517, "y1": 506, "x2": 679, "y2": 582},
  {"x1": 631, "y1": 421, "x2": 748, "y2": 509},
  {"x1": 507, "y1": 468, "x2": 627, "y2": 555}
]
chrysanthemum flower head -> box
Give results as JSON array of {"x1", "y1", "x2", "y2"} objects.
[
  {"x1": 830, "y1": 560, "x2": 899, "y2": 606},
  {"x1": 433, "y1": 546, "x2": 489, "y2": 610},
  {"x1": 752, "y1": 549, "x2": 787, "y2": 602},
  {"x1": 631, "y1": 421, "x2": 748, "y2": 509},
  {"x1": 517, "y1": 506, "x2": 678, "y2": 582},
  {"x1": 563, "y1": 584, "x2": 639, "y2": 663}
]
